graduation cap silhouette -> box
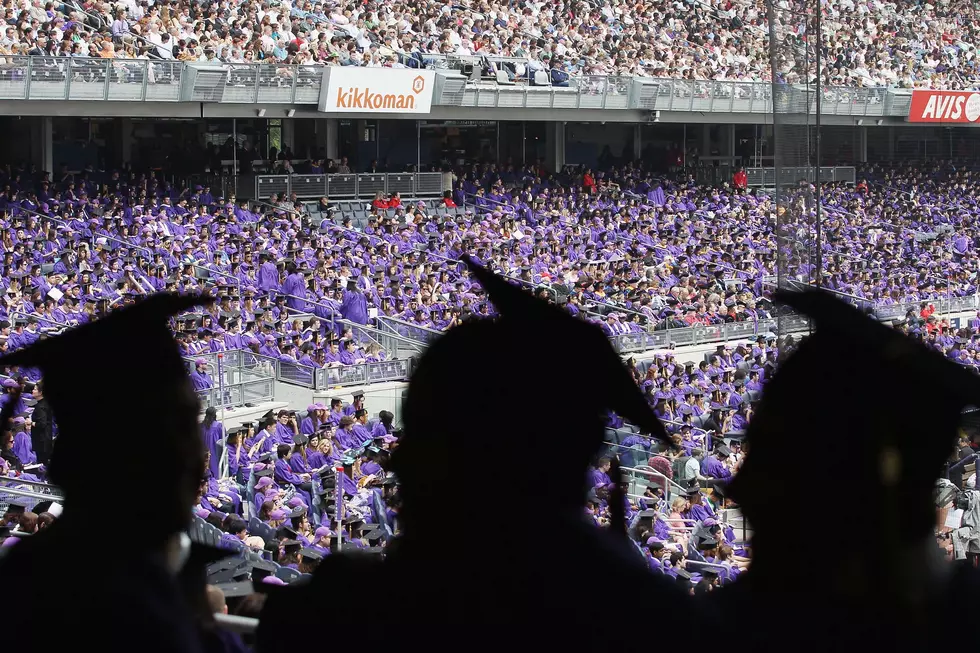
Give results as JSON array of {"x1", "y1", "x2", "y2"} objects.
[
  {"x1": 0, "y1": 293, "x2": 213, "y2": 537},
  {"x1": 392, "y1": 256, "x2": 667, "y2": 513},
  {"x1": 728, "y1": 289, "x2": 980, "y2": 541}
]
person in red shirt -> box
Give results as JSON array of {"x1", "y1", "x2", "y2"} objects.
[
  {"x1": 371, "y1": 192, "x2": 389, "y2": 210},
  {"x1": 919, "y1": 302, "x2": 935, "y2": 320},
  {"x1": 733, "y1": 167, "x2": 748, "y2": 194},
  {"x1": 583, "y1": 168, "x2": 596, "y2": 195},
  {"x1": 441, "y1": 191, "x2": 457, "y2": 208},
  {"x1": 388, "y1": 192, "x2": 402, "y2": 209}
]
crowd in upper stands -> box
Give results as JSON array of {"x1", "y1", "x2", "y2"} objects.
[{"x1": 3, "y1": 0, "x2": 980, "y2": 88}]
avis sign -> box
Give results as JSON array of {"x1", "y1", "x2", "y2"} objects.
[
  {"x1": 319, "y1": 68, "x2": 436, "y2": 114},
  {"x1": 908, "y1": 90, "x2": 980, "y2": 124}
]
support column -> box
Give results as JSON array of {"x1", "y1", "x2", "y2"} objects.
[
  {"x1": 40, "y1": 117, "x2": 53, "y2": 174},
  {"x1": 858, "y1": 126, "x2": 868, "y2": 163},
  {"x1": 325, "y1": 119, "x2": 339, "y2": 160},
  {"x1": 887, "y1": 126, "x2": 895, "y2": 160},
  {"x1": 282, "y1": 118, "x2": 296, "y2": 156},
  {"x1": 119, "y1": 117, "x2": 132, "y2": 167},
  {"x1": 545, "y1": 121, "x2": 565, "y2": 172},
  {"x1": 701, "y1": 124, "x2": 711, "y2": 158},
  {"x1": 633, "y1": 124, "x2": 641, "y2": 161},
  {"x1": 726, "y1": 124, "x2": 736, "y2": 159}
]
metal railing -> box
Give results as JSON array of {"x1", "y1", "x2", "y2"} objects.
[
  {"x1": 374, "y1": 316, "x2": 443, "y2": 346},
  {"x1": 746, "y1": 166, "x2": 858, "y2": 187},
  {"x1": 0, "y1": 56, "x2": 930, "y2": 116},
  {"x1": 185, "y1": 351, "x2": 276, "y2": 410},
  {"x1": 0, "y1": 56, "x2": 182, "y2": 102},
  {"x1": 315, "y1": 358, "x2": 414, "y2": 389},
  {"x1": 607, "y1": 294, "x2": 980, "y2": 353},
  {"x1": 192, "y1": 345, "x2": 415, "y2": 391},
  {"x1": 254, "y1": 172, "x2": 444, "y2": 201},
  {"x1": 0, "y1": 482, "x2": 65, "y2": 514}
]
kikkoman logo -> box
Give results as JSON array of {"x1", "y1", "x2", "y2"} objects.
[{"x1": 335, "y1": 75, "x2": 427, "y2": 110}]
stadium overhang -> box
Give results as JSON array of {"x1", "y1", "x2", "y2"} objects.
[{"x1": 0, "y1": 101, "x2": 924, "y2": 127}]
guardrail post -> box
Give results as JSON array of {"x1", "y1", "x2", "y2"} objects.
[
  {"x1": 140, "y1": 59, "x2": 150, "y2": 100},
  {"x1": 25, "y1": 56, "x2": 32, "y2": 100}
]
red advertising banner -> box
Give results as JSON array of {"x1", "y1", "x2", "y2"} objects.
[{"x1": 908, "y1": 90, "x2": 980, "y2": 123}]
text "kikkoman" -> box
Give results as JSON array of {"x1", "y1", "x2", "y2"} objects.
[{"x1": 335, "y1": 87, "x2": 417, "y2": 110}]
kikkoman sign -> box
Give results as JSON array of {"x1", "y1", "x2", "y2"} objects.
[{"x1": 319, "y1": 68, "x2": 435, "y2": 114}]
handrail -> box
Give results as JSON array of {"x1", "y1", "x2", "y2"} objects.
[
  {"x1": 335, "y1": 317, "x2": 426, "y2": 352},
  {"x1": 213, "y1": 613, "x2": 259, "y2": 634},
  {"x1": 251, "y1": 199, "x2": 306, "y2": 219},
  {"x1": 374, "y1": 314, "x2": 443, "y2": 339},
  {"x1": 0, "y1": 476, "x2": 60, "y2": 491},
  {"x1": 9, "y1": 311, "x2": 70, "y2": 330},
  {"x1": 630, "y1": 464, "x2": 690, "y2": 495},
  {"x1": 280, "y1": 294, "x2": 337, "y2": 331},
  {"x1": 0, "y1": 485, "x2": 65, "y2": 502}
]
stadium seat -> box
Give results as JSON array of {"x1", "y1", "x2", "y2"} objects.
[{"x1": 275, "y1": 566, "x2": 301, "y2": 583}]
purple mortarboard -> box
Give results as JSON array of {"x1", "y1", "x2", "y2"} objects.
[
  {"x1": 255, "y1": 476, "x2": 273, "y2": 490},
  {"x1": 1, "y1": 379, "x2": 18, "y2": 389},
  {"x1": 270, "y1": 509, "x2": 287, "y2": 520}
]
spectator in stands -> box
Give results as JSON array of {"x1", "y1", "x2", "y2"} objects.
[
  {"x1": 190, "y1": 358, "x2": 213, "y2": 391},
  {"x1": 28, "y1": 380, "x2": 52, "y2": 465},
  {"x1": 701, "y1": 444, "x2": 733, "y2": 480}
]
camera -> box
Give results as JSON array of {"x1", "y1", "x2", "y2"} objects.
[{"x1": 956, "y1": 490, "x2": 973, "y2": 511}]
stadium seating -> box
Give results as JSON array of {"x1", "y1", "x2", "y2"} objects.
[{"x1": 5, "y1": 0, "x2": 980, "y2": 87}]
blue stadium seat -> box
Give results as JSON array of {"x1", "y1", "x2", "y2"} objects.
[{"x1": 275, "y1": 566, "x2": 301, "y2": 583}]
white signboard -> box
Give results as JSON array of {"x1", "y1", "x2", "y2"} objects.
[{"x1": 319, "y1": 68, "x2": 435, "y2": 114}]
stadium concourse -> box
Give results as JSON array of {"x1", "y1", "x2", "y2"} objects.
[
  {"x1": 3, "y1": 0, "x2": 980, "y2": 87},
  {"x1": 2, "y1": 157, "x2": 980, "y2": 634}
]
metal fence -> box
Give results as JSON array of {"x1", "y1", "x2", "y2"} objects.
[
  {"x1": 254, "y1": 172, "x2": 444, "y2": 200},
  {"x1": 196, "y1": 347, "x2": 415, "y2": 391},
  {"x1": 0, "y1": 56, "x2": 182, "y2": 101},
  {"x1": 745, "y1": 166, "x2": 857, "y2": 187},
  {"x1": 0, "y1": 479, "x2": 64, "y2": 514},
  {"x1": 0, "y1": 56, "x2": 926, "y2": 117},
  {"x1": 374, "y1": 316, "x2": 443, "y2": 346},
  {"x1": 315, "y1": 358, "x2": 414, "y2": 389},
  {"x1": 607, "y1": 293, "x2": 979, "y2": 353},
  {"x1": 185, "y1": 350, "x2": 276, "y2": 410}
]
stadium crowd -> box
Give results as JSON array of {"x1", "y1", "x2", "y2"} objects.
[
  {"x1": 0, "y1": 159, "x2": 966, "y2": 366},
  {"x1": 2, "y1": 152, "x2": 980, "y2": 607},
  {"x1": 2, "y1": 0, "x2": 979, "y2": 87}
]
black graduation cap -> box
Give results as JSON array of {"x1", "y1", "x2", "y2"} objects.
[
  {"x1": 212, "y1": 582, "x2": 253, "y2": 599},
  {"x1": 31, "y1": 500, "x2": 54, "y2": 514},
  {"x1": 391, "y1": 255, "x2": 671, "y2": 519},
  {"x1": 299, "y1": 547, "x2": 323, "y2": 562},
  {"x1": 177, "y1": 541, "x2": 240, "y2": 599},
  {"x1": 282, "y1": 539, "x2": 302, "y2": 556},
  {"x1": 249, "y1": 558, "x2": 278, "y2": 581},
  {"x1": 3, "y1": 500, "x2": 26, "y2": 515},
  {"x1": 729, "y1": 288, "x2": 980, "y2": 542},
  {"x1": 0, "y1": 294, "x2": 212, "y2": 508}
]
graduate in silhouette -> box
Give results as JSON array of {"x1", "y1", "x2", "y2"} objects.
[
  {"x1": 717, "y1": 289, "x2": 980, "y2": 653},
  {"x1": 257, "y1": 256, "x2": 707, "y2": 651},
  {"x1": 0, "y1": 293, "x2": 213, "y2": 653}
]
